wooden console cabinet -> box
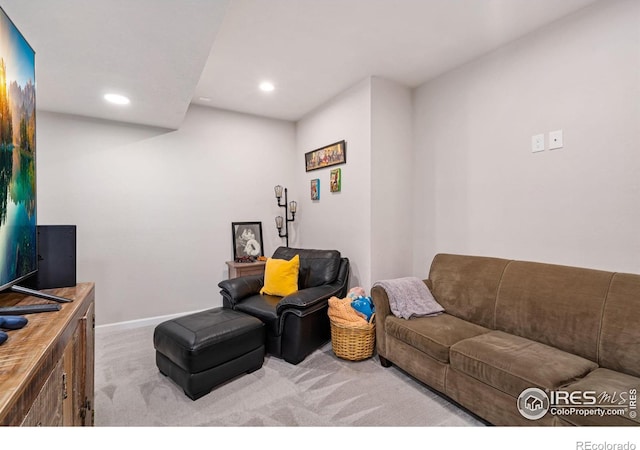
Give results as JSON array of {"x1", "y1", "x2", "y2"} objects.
[
  {"x1": 0, "y1": 283, "x2": 95, "y2": 426},
  {"x1": 226, "y1": 260, "x2": 266, "y2": 279}
]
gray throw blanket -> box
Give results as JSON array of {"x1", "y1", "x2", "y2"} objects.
[{"x1": 373, "y1": 277, "x2": 444, "y2": 320}]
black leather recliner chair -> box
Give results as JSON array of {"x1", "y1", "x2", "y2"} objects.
[{"x1": 218, "y1": 247, "x2": 350, "y2": 365}]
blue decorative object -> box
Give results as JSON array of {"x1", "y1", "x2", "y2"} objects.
[
  {"x1": 0, "y1": 316, "x2": 28, "y2": 330},
  {"x1": 0, "y1": 331, "x2": 6, "y2": 345},
  {"x1": 351, "y1": 296, "x2": 375, "y2": 322}
]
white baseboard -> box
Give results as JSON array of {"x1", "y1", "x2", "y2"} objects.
[{"x1": 95, "y1": 308, "x2": 209, "y2": 335}]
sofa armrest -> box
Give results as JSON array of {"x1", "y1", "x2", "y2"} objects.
[
  {"x1": 371, "y1": 278, "x2": 431, "y2": 360},
  {"x1": 218, "y1": 275, "x2": 264, "y2": 308},
  {"x1": 371, "y1": 284, "x2": 393, "y2": 360}
]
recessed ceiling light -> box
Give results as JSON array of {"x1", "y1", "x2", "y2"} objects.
[
  {"x1": 199, "y1": 96, "x2": 212, "y2": 102},
  {"x1": 259, "y1": 81, "x2": 275, "y2": 92},
  {"x1": 104, "y1": 93, "x2": 130, "y2": 105}
]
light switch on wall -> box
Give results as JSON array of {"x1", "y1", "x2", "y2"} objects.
[
  {"x1": 531, "y1": 134, "x2": 545, "y2": 153},
  {"x1": 549, "y1": 129, "x2": 563, "y2": 150}
]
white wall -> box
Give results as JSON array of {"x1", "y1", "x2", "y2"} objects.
[
  {"x1": 412, "y1": 0, "x2": 640, "y2": 274},
  {"x1": 295, "y1": 79, "x2": 372, "y2": 289},
  {"x1": 370, "y1": 77, "x2": 413, "y2": 283},
  {"x1": 35, "y1": 0, "x2": 640, "y2": 327},
  {"x1": 294, "y1": 76, "x2": 413, "y2": 290},
  {"x1": 37, "y1": 105, "x2": 295, "y2": 325}
]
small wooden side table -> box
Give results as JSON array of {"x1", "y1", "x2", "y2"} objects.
[{"x1": 226, "y1": 260, "x2": 266, "y2": 279}]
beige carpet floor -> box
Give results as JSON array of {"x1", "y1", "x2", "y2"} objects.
[{"x1": 94, "y1": 322, "x2": 486, "y2": 427}]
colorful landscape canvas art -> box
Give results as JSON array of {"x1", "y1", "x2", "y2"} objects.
[{"x1": 0, "y1": 8, "x2": 37, "y2": 289}]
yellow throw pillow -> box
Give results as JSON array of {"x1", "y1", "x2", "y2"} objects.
[{"x1": 260, "y1": 254, "x2": 300, "y2": 297}]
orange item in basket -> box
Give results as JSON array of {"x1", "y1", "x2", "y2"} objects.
[{"x1": 327, "y1": 296, "x2": 367, "y2": 326}]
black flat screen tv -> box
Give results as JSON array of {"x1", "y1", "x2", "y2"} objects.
[
  {"x1": 0, "y1": 7, "x2": 71, "y2": 305},
  {"x1": 0, "y1": 6, "x2": 37, "y2": 293}
]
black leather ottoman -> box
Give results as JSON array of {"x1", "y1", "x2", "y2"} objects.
[{"x1": 153, "y1": 307, "x2": 265, "y2": 400}]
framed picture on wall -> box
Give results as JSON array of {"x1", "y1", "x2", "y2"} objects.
[
  {"x1": 330, "y1": 168, "x2": 341, "y2": 192},
  {"x1": 311, "y1": 179, "x2": 320, "y2": 200},
  {"x1": 232, "y1": 222, "x2": 264, "y2": 261},
  {"x1": 305, "y1": 140, "x2": 346, "y2": 172}
]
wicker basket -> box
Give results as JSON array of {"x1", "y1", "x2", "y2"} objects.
[{"x1": 330, "y1": 314, "x2": 375, "y2": 361}]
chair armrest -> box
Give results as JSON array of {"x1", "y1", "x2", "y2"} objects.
[
  {"x1": 276, "y1": 284, "x2": 344, "y2": 314},
  {"x1": 334, "y1": 257, "x2": 350, "y2": 298},
  {"x1": 276, "y1": 257, "x2": 350, "y2": 314},
  {"x1": 218, "y1": 275, "x2": 263, "y2": 308}
]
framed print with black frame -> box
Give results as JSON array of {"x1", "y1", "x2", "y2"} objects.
[
  {"x1": 231, "y1": 222, "x2": 264, "y2": 261},
  {"x1": 305, "y1": 140, "x2": 346, "y2": 172}
]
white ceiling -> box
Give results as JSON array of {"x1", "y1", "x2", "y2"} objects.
[
  {"x1": 1, "y1": 0, "x2": 230, "y2": 129},
  {"x1": 1, "y1": 0, "x2": 601, "y2": 129}
]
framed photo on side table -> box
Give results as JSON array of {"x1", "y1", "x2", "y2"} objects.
[{"x1": 232, "y1": 222, "x2": 264, "y2": 261}]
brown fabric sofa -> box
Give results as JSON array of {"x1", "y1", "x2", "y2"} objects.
[{"x1": 371, "y1": 253, "x2": 640, "y2": 426}]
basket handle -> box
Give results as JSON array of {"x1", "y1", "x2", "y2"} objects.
[{"x1": 368, "y1": 312, "x2": 376, "y2": 324}]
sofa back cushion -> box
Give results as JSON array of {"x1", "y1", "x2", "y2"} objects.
[
  {"x1": 598, "y1": 273, "x2": 640, "y2": 377},
  {"x1": 272, "y1": 246, "x2": 341, "y2": 289},
  {"x1": 495, "y1": 261, "x2": 612, "y2": 362},
  {"x1": 428, "y1": 254, "x2": 510, "y2": 328}
]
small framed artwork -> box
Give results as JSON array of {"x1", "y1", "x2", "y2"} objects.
[
  {"x1": 330, "y1": 168, "x2": 341, "y2": 193},
  {"x1": 305, "y1": 140, "x2": 346, "y2": 172},
  {"x1": 231, "y1": 222, "x2": 264, "y2": 261},
  {"x1": 311, "y1": 179, "x2": 320, "y2": 200}
]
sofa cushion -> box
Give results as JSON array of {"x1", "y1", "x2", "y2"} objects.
[
  {"x1": 494, "y1": 260, "x2": 612, "y2": 362},
  {"x1": 599, "y1": 273, "x2": 640, "y2": 377},
  {"x1": 557, "y1": 368, "x2": 640, "y2": 426},
  {"x1": 386, "y1": 313, "x2": 489, "y2": 364},
  {"x1": 428, "y1": 254, "x2": 510, "y2": 328},
  {"x1": 450, "y1": 331, "x2": 598, "y2": 398}
]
